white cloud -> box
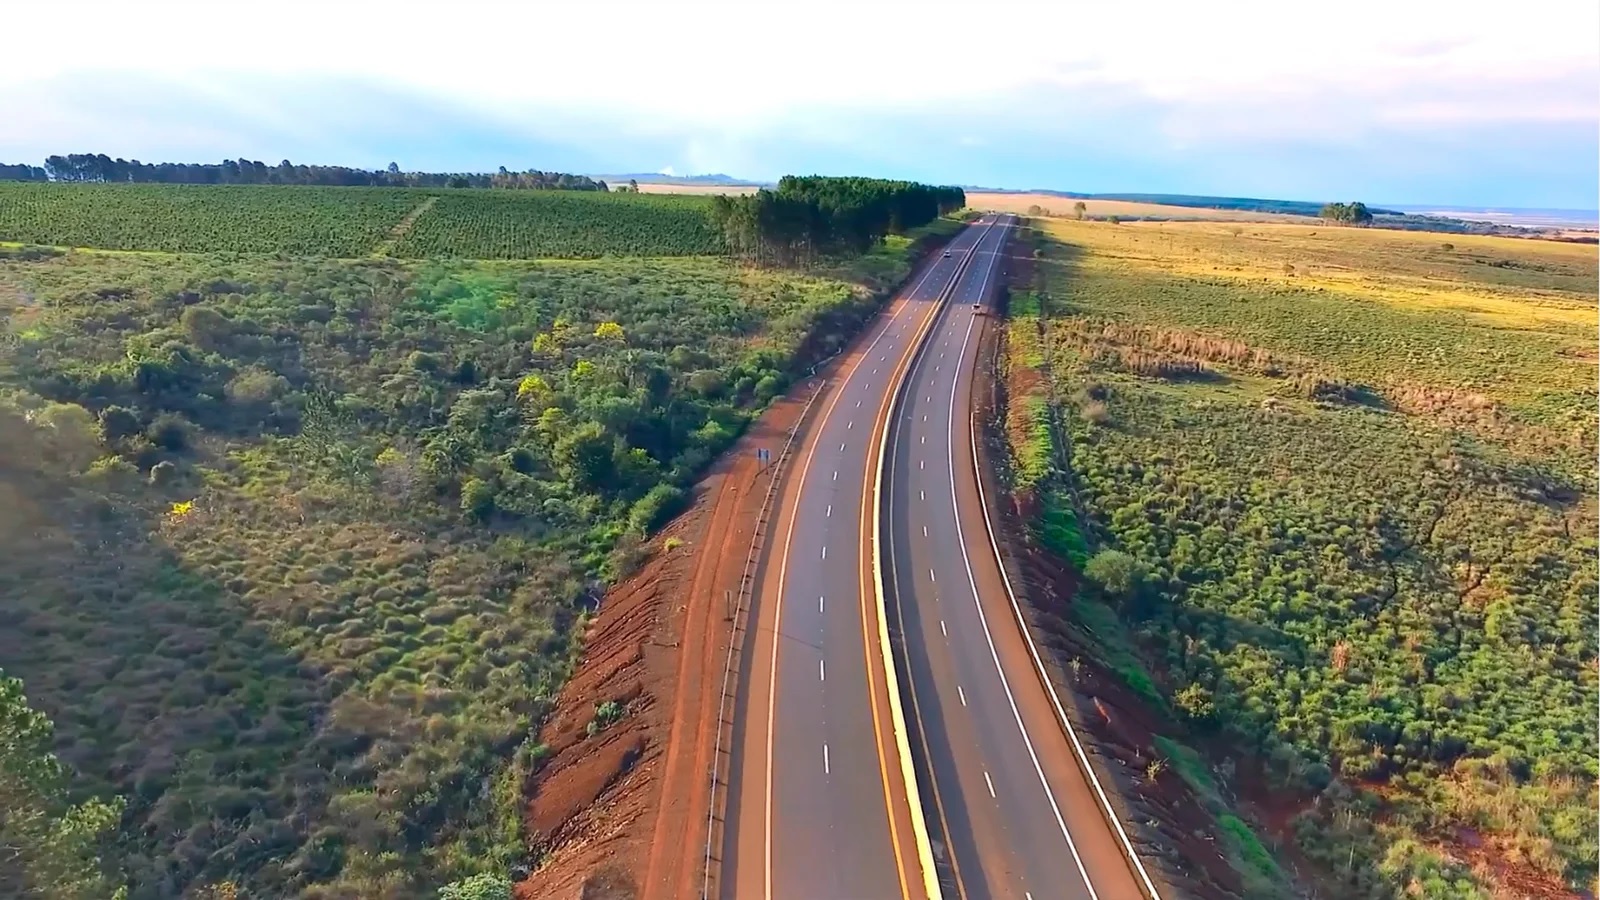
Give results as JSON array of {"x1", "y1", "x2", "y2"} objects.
[
  {"x1": 1, "y1": 0, "x2": 1594, "y2": 204},
  {"x1": 7, "y1": 0, "x2": 1594, "y2": 132}
]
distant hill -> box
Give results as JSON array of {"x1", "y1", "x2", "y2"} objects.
[{"x1": 595, "y1": 172, "x2": 771, "y2": 187}]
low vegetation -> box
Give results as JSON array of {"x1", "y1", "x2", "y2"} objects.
[
  {"x1": 0, "y1": 227, "x2": 928, "y2": 896},
  {"x1": 1009, "y1": 217, "x2": 1596, "y2": 896},
  {"x1": 0, "y1": 183, "x2": 722, "y2": 258}
]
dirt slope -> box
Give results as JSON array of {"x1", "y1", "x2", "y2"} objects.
[{"x1": 516, "y1": 388, "x2": 814, "y2": 900}]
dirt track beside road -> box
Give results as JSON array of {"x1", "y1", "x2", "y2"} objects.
[{"x1": 517, "y1": 391, "x2": 813, "y2": 900}]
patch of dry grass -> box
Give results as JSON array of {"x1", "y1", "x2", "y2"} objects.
[
  {"x1": 1016, "y1": 214, "x2": 1599, "y2": 895},
  {"x1": 968, "y1": 191, "x2": 1309, "y2": 222},
  {"x1": 626, "y1": 182, "x2": 762, "y2": 196}
]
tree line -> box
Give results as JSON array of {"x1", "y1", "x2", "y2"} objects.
[
  {"x1": 710, "y1": 176, "x2": 965, "y2": 265},
  {"x1": 1319, "y1": 201, "x2": 1373, "y2": 224},
  {"x1": 0, "y1": 154, "x2": 608, "y2": 190}
]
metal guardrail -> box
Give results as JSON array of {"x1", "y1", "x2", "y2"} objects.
[{"x1": 701, "y1": 379, "x2": 827, "y2": 900}]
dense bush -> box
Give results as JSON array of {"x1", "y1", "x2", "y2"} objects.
[
  {"x1": 0, "y1": 667, "x2": 124, "y2": 899},
  {"x1": 1012, "y1": 219, "x2": 1597, "y2": 894},
  {"x1": 0, "y1": 245, "x2": 905, "y2": 897}
]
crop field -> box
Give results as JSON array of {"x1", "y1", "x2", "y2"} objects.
[
  {"x1": 389, "y1": 189, "x2": 722, "y2": 258},
  {"x1": 1005, "y1": 217, "x2": 1596, "y2": 897},
  {"x1": 0, "y1": 182, "x2": 724, "y2": 259},
  {"x1": 0, "y1": 182, "x2": 425, "y2": 255},
  {"x1": 0, "y1": 242, "x2": 902, "y2": 897}
]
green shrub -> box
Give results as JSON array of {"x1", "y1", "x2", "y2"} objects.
[
  {"x1": 1083, "y1": 549, "x2": 1144, "y2": 599},
  {"x1": 628, "y1": 484, "x2": 687, "y2": 536},
  {"x1": 438, "y1": 873, "x2": 512, "y2": 900},
  {"x1": 459, "y1": 478, "x2": 497, "y2": 521}
]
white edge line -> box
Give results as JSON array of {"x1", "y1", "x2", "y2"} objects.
[
  {"x1": 944, "y1": 231, "x2": 1102, "y2": 899},
  {"x1": 966, "y1": 314, "x2": 1164, "y2": 895}
]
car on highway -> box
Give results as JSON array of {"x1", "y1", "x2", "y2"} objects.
[{"x1": 942, "y1": 250, "x2": 952, "y2": 258}]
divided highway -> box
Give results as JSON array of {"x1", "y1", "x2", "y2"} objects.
[
  {"x1": 884, "y1": 214, "x2": 1152, "y2": 899},
  {"x1": 721, "y1": 213, "x2": 1152, "y2": 900},
  {"x1": 724, "y1": 217, "x2": 1000, "y2": 900}
]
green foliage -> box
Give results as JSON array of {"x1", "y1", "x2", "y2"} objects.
[
  {"x1": 1083, "y1": 548, "x2": 1144, "y2": 599},
  {"x1": 710, "y1": 176, "x2": 964, "y2": 265},
  {"x1": 1153, "y1": 735, "x2": 1217, "y2": 797},
  {"x1": 628, "y1": 483, "x2": 687, "y2": 536},
  {"x1": 1320, "y1": 200, "x2": 1374, "y2": 224},
  {"x1": 1034, "y1": 494, "x2": 1089, "y2": 569},
  {"x1": 1217, "y1": 814, "x2": 1286, "y2": 896},
  {"x1": 1173, "y1": 682, "x2": 1216, "y2": 724},
  {"x1": 460, "y1": 476, "x2": 497, "y2": 520},
  {"x1": 0, "y1": 183, "x2": 723, "y2": 259},
  {"x1": 0, "y1": 183, "x2": 421, "y2": 255},
  {"x1": 438, "y1": 872, "x2": 512, "y2": 900},
  {"x1": 0, "y1": 240, "x2": 912, "y2": 897},
  {"x1": 391, "y1": 190, "x2": 722, "y2": 259},
  {"x1": 1021, "y1": 220, "x2": 1597, "y2": 892},
  {"x1": 1, "y1": 668, "x2": 124, "y2": 899},
  {"x1": 585, "y1": 700, "x2": 626, "y2": 737},
  {"x1": 21, "y1": 152, "x2": 603, "y2": 191}
]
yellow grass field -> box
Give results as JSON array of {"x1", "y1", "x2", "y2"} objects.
[
  {"x1": 1037, "y1": 218, "x2": 1597, "y2": 328},
  {"x1": 1031, "y1": 216, "x2": 1597, "y2": 417},
  {"x1": 968, "y1": 191, "x2": 1309, "y2": 222},
  {"x1": 628, "y1": 181, "x2": 761, "y2": 196}
]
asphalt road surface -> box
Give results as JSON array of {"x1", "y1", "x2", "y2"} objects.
[
  {"x1": 884, "y1": 213, "x2": 1151, "y2": 900},
  {"x1": 724, "y1": 217, "x2": 1001, "y2": 900}
]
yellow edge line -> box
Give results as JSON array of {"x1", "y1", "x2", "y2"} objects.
[
  {"x1": 868, "y1": 220, "x2": 994, "y2": 900},
  {"x1": 860, "y1": 287, "x2": 943, "y2": 900}
]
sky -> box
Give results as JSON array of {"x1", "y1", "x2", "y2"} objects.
[{"x1": 3, "y1": 0, "x2": 1597, "y2": 209}]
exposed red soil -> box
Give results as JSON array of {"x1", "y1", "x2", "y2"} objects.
[
  {"x1": 515, "y1": 236, "x2": 963, "y2": 900},
  {"x1": 1441, "y1": 831, "x2": 1585, "y2": 900},
  {"x1": 516, "y1": 388, "x2": 814, "y2": 900}
]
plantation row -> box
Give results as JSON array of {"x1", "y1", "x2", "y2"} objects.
[
  {"x1": 393, "y1": 189, "x2": 722, "y2": 258},
  {"x1": 0, "y1": 182, "x2": 724, "y2": 258}
]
